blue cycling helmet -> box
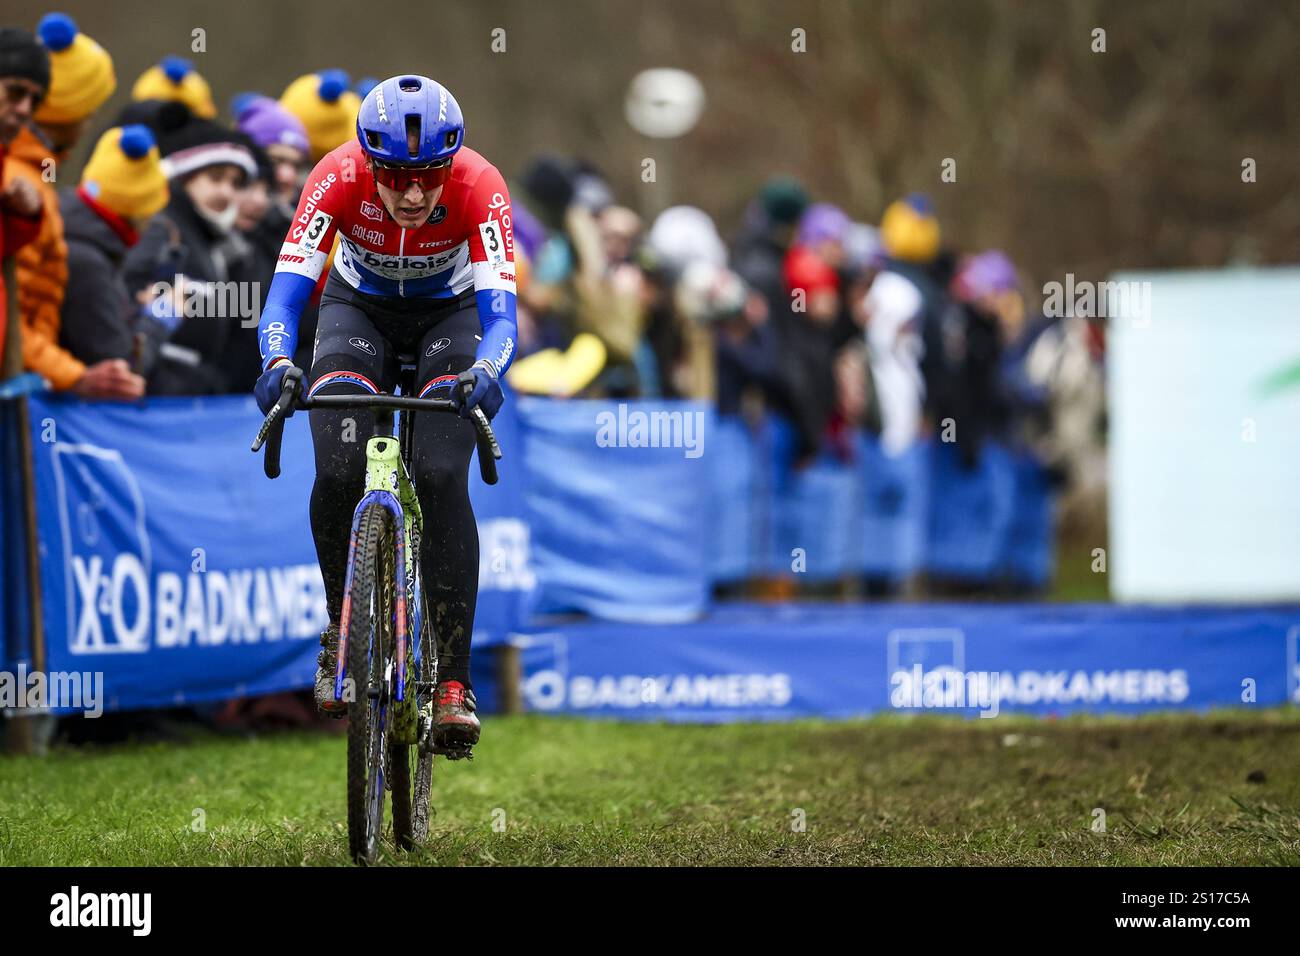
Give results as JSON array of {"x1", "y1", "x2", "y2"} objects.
[{"x1": 356, "y1": 74, "x2": 464, "y2": 165}]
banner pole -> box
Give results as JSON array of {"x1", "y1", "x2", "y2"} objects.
[
  {"x1": 496, "y1": 643, "x2": 523, "y2": 715},
  {"x1": 3, "y1": 395, "x2": 47, "y2": 755},
  {"x1": 16, "y1": 396, "x2": 43, "y2": 675},
  {"x1": 1, "y1": 258, "x2": 20, "y2": 379}
]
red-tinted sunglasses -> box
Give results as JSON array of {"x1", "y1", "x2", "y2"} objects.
[{"x1": 370, "y1": 157, "x2": 453, "y2": 192}]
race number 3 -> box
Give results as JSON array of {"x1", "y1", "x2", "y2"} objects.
[
  {"x1": 300, "y1": 212, "x2": 333, "y2": 254},
  {"x1": 479, "y1": 220, "x2": 506, "y2": 267}
]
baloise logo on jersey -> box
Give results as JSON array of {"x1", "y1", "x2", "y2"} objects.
[
  {"x1": 291, "y1": 172, "x2": 338, "y2": 242},
  {"x1": 340, "y1": 238, "x2": 465, "y2": 280}
]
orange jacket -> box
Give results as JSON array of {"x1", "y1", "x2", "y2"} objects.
[
  {"x1": 4, "y1": 128, "x2": 83, "y2": 390},
  {"x1": 1, "y1": 140, "x2": 43, "y2": 374}
]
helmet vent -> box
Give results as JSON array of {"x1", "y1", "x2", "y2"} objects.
[
  {"x1": 405, "y1": 114, "x2": 422, "y2": 158},
  {"x1": 399, "y1": 77, "x2": 422, "y2": 92},
  {"x1": 365, "y1": 129, "x2": 383, "y2": 149},
  {"x1": 445, "y1": 131, "x2": 458, "y2": 149}
]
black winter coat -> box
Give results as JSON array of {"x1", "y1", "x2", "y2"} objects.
[
  {"x1": 57, "y1": 188, "x2": 139, "y2": 369},
  {"x1": 123, "y1": 189, "x2": 262, "y2": 395}
]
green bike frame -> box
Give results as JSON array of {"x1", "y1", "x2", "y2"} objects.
[{"x1": 334, "y1": 428, "x2": 427, "y2": 745}]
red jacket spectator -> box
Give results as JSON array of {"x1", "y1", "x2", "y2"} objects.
[
  {"x1": 1, "y1": 139, "x2": 44, "y2": 374},
  {"x1": 0, "y1": 26, "x2": 50, "y2": 376}
]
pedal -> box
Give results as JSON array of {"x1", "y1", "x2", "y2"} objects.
[
  {"x1": 428, "y1": 734, "x2": 475, "y2": 760},
  {"x1": 436, "y1": 743, "x2": 474, "y2": 761}
]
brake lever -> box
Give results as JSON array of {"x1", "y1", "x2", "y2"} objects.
[
  {"x1": 250, "y1": 367, "x2": 304, "y2": 452},
  {"x1": 470, "y1": 407, "x2": 502, "y2": 460},
  {"x1": 252, "y1": 368, "x2": 304, "y2": 481}
]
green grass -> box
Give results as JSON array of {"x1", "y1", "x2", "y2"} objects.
[
  {"x1": 1051, "y1": 540, "x2": 1111, "y2": 602},
  {"x1": 2, "y1": 710, "x2": 1299, "y2": 866}
]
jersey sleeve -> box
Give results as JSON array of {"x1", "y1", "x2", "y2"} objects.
[
  {"x1": 256, "y1": 152, "x2": 347, "y2": 369},
  {"x1": 464, "y1": 163, "x2": 518, "y2": 376},
  {"x1": 276, "y1": 151, "x2": 346, "y2": 283}
]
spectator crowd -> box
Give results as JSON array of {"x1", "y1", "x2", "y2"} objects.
[{"x1": 0, "y1": 14, "x2": 1107, "y2": 597}]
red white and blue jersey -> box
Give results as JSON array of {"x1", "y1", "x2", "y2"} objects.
[{"x1": 257, "y1": 140, "x2": 517, "y2": 375}]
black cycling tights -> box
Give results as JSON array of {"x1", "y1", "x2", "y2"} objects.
[{"x1": 307, "y1": 277, "x2": 482, "y2": 687}]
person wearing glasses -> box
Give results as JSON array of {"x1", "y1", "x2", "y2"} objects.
[{"x1": 253, "y1": 75, "x2": 517, "y2": 751}]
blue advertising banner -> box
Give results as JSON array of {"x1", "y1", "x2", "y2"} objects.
[
  {"x1": 775, "y1": 448, "x2": 860, "y2": 581},
  {"x1": 29, "y1": 394, "x2": 324, "y2": 712},
  {"x1": 1, "y1": 402, "x2": 16, "y2": 670},
  {"x1": 1001, "y1": 449, "x2": 1056, "y2": 588},
  {"x1": 857, "y1": 435, "x2": 929, "y2": 581},
  {"x1": 514, "y1": 602, "x2": 1300, "y2": 721},
  {"x1": 468, "y1": 390, "x2": 532, "y2": 647},
  {"x1": 707, "y1": 416, "x2": 759, "y2": 583},
  {"x1": 11, "y1": 390, "x2": 1063, "y2": 717},
  {"x1": 926, "y1": 441, "x2": 1017, "y2": 581},
  {"x1": 25, "y1": 393, "x2": 525, "y2": 713},
  {"x1": 517, "y1": 398, "x2": 711, "y2": 623}
]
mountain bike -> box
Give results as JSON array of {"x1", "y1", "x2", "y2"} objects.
[{"x1": 252, "y1": 362, "x2": 501, "y2": 864}]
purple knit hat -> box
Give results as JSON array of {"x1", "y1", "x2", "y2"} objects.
[
  {"x1": 952, "y1": 250, "x2": 1019, "y2": 301},
  {"x1": 796, "y1": 202, "x2": 851, "y2": 247},
  {"x1": 235, "y1": 94, "x2": 309, "y2": 154},
  {"x1": 510, "y1": 201, "x2": 548, "y2": 262}
]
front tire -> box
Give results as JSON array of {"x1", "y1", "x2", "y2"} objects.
[
  {"x1": 346, "y1": 504, "x2": 395, "y2": 865},
  {"x1": 395, "y1": 595, "x2": 435, "y2": 849},
  {"x1": 390, "y1": 738, "x2": 414, "y2": 850}
]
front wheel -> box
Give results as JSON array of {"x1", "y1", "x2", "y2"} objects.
[
  {"x1": 395, "y1": 595, "x2": 436, "y2": 849},
  {"x1": 345, "y1": 503, "x2": 396, "y2": 865}
]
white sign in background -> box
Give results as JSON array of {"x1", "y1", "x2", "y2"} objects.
[{"x1": 1109, "y1": 268, "x2": 1300, "y2": 602}]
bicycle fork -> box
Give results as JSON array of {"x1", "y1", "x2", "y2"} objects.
[{"x1": 335, "y1": 435, "x2": 418, "y2": 743}]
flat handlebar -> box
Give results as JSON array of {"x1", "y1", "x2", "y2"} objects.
[{"x1": 251, "y1": 368, "x2": 501, "y2": 485}]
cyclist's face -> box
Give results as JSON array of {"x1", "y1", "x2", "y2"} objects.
[
  {"x1": 376, "y1": 178, "x2": 443, "y2": 229},
  {"x1": 373, "y1": 125, "x2": 445, "y2": 227}
]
